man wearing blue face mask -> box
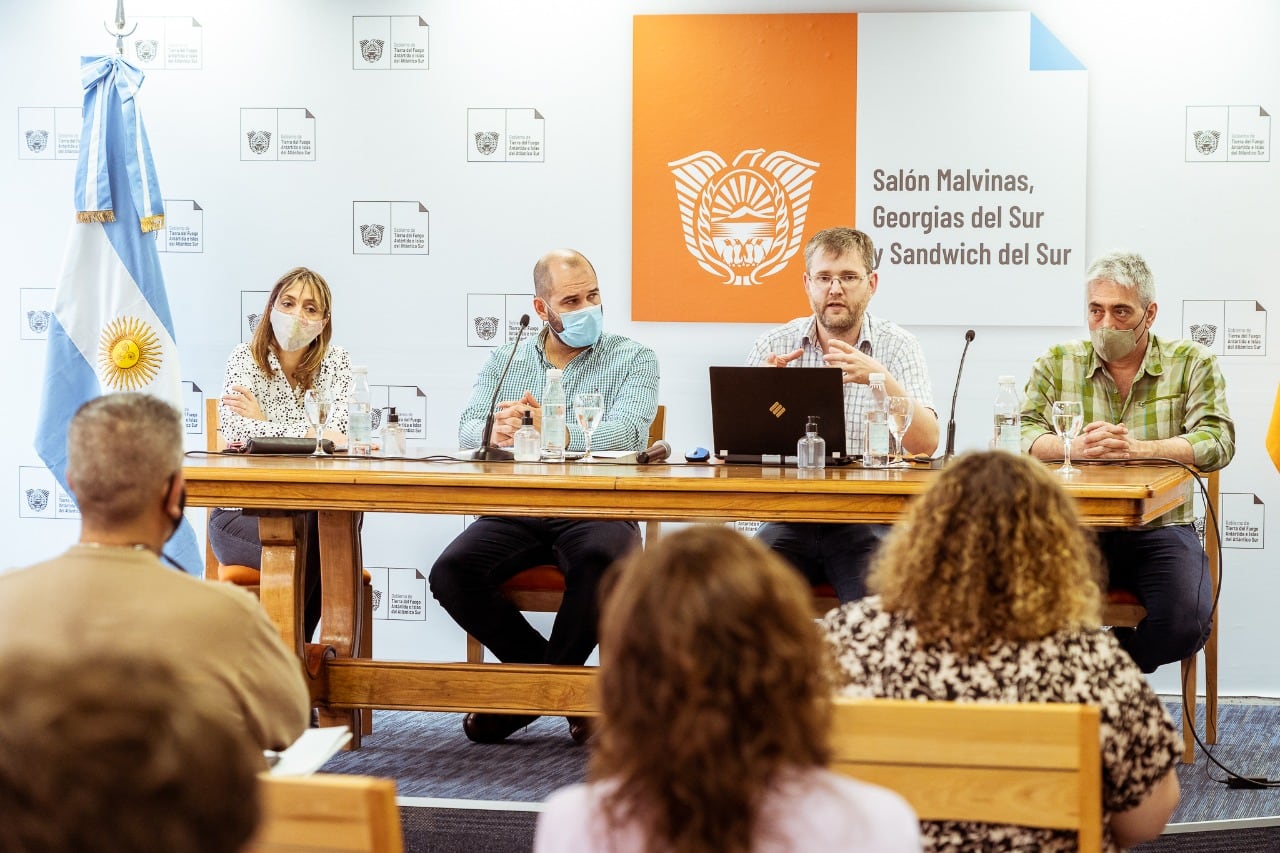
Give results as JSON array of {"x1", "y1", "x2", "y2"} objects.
[
  {"x1": 1020, "y1": 250, "x2": 1235, "y2": 673},
  {"x1": 431, "y1": 248, "x2": 660, "y2": 745}
]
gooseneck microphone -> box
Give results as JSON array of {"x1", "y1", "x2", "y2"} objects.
[
  {"x1": 636, "y1": 440, "x2": 672, "y2": 464},
  {"x1": 943, "y1": 329, "x2": 976, "y2": 462},
  {"x1": 472, "y1": 314, "x2": 531, "y2": 461}
]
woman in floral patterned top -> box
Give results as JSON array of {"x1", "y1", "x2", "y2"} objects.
[
  {"x1": 209, "y1": 267, "x2": 352, "y2": 640},
  {"x1": 822, "y1": 451, "x2": 1181, "y2": 851}
]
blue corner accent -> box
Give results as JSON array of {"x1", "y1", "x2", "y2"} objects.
[{"x1": 1030, "y1": 14, "x2": 1084, "y2": 71}]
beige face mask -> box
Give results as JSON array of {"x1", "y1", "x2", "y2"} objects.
[{"x1": 1090, "y1": 314, "x2": 1147, "y2": 362}]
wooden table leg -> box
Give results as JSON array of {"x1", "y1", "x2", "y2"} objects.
[
  {"x1": 316, "y1": 510, "x2": 363, "y2": 743},
  {"x1": 257, "y1": 513, "x2": 307, "y2": 657}
]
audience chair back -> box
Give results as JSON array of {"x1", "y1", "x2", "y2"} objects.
[
  {"x1": 465, "y1": 405, "x2": 666, "y2": 663},
  {"x1": 249, "y1": 773, "x2": 403, "y2": 853},
  {"x1": 1102, "y1": 467, "x2": 1220, "y2": 763},
  {"x1": 829, "y1": 697, "x2": 1103, "y2": 853}
]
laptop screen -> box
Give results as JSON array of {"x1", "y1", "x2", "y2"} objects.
[{"x1": 709, "y1": 366, "x2": 849, "y2": 464}]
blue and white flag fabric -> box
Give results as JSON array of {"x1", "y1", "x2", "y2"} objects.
[{"x1": 34, "y1": 55, "x2": 201, "y2": 575}]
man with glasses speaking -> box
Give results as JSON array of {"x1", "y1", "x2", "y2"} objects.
[{"x1": 746, "y1": 227, "x2": 939, "y2": 603}]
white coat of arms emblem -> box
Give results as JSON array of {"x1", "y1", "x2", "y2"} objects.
[{"x1": 668, "y1": 148, "x2": 819, "y2": 287}]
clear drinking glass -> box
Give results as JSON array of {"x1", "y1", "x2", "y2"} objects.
[
  {"x1": 304, "y1": 389, "x2": 335, "y2": 456},
  {"x1": 886, "y1": 396, "x2": 914, "y2": 467},
  {"x1": 573, "y1": 392, "x2": 605, "y2": 462},
  {"x1": 1051, "y1": 400, "x2": 1084, "y2": 475}
]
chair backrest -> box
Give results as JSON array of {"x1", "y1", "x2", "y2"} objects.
[
  {"x1": 249, "y1": 773, "x2": 403, "y2": 853},
  {"x1": 829, "y1": 697, "x2": 1103, "y2": 853},
  {"x1": 646, "y1": 404, "x2": 666, "y2": 448},
  {"x1": 204, "y1": 398, "x2": 223, "y2": 579}
]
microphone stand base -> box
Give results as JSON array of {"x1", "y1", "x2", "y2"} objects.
[{"x1": 470, "y1": 445, "x2": 515, "y2": 462}]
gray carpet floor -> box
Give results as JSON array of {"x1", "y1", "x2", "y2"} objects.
[{"x1": 321, "y1": 699, "x2": 1280, "y2": 851}]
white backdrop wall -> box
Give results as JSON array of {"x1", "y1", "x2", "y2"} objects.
[{"x1": 3, "y1": 0, "x2": 1277, "y2": 696}]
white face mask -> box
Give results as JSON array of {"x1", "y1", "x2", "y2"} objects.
[{"x1": 270, "y1": 307, "x2": 326, "y2": 352}]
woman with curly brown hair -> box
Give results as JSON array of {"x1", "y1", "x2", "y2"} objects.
[
  {"x1": 822, "y1": 450, "x2": 1181, "y2": 852},
  {"x1": 534, "y1": 525, "x2": 919, "y2": 853}
]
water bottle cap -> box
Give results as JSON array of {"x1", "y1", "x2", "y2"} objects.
[
  {"x1": 522, "y1": 410, "x2": 533, "y2": 425},
  {"x1": 998, "y1": 374, "x2": 1015, "y2": 383},
  {"x1": 385, "y1": 406, "x2": 399, "y2": 423},
  {"x1": 869, "y1": 372, "x2": 885, "y2": 383}
]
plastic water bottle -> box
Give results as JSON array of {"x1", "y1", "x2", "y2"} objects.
[
  {"x1": 797, "y1": 415, "x2": 827, "y2": 469},
  {"x1": 994, "y1": 375, "x2": 1022, "y2": 454},
  {"x1": 514, "y1": 410, "x2": 541, "y2": 462},
  {"x1": 347, "y1": 366, "x2": 372, "y2": 456},
  {"x1": 542, "y1": 368, "x2": 566, "y2": 462},
  {"x1": 864, "y1": 372, "x2": 890, "y2": 468}
]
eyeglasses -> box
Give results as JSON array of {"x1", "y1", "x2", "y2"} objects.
[{"x1": 809, "y1": 273, "x2": 866, "y2": 288}]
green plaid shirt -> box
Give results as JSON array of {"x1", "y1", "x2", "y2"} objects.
[{"x1": 1020, "y1": 334, "x2": 1234, "y2": 526}]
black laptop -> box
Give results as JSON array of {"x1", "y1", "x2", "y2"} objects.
[{"x1": 708, "y1": 366, "x2": 851, "y2": 465}]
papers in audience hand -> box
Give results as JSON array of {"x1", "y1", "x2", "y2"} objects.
[{"x1": 265, "y1": 726, "x2": 353, "y2": 776}]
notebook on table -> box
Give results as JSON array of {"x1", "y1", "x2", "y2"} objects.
[{"x1": 708, "y1": 366, "x2": 851, "y2": 465}]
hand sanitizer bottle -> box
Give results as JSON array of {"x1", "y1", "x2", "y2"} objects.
[
  {"x1": 514, "y1": 410, "x2": 541, "y2": 462},
  {"x1": 381, "y1": 407, "x2": 406, "y2": 457},
  {"x1": 797, "y1": 416, "x2": 827, "y2": 469}
]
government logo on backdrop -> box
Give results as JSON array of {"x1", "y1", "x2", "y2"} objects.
[
  {"x1": 632, "y1": 13, "x2": 858, "y2": 322},
  {"x1": 669, "y1": 148, "x2": 818, "y2": 288}
]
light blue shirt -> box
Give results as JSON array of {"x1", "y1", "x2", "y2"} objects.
[{"x1": 459, "y1": 328, "x2": 660, "y2": 452}]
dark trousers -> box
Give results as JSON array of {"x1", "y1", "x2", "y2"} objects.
[
  {"x1": 429, "y1": 516, "x2": 641, "y2": 665},
  {"x1": 209, "y1": 508, "x2": 322, "y2": 641},
  {"x1": 1101, "y1": 524, "x2": 1213, "y2": 674},
  {"x1": 755, "y1": 522, "x2": 889, "y2": 603}
]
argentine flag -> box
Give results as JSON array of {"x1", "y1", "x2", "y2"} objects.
[{"x1": 34, "y1": 55, "x2": 201, "y2": 575}]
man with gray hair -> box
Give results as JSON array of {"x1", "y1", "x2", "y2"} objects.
[
  {"x1": 1021, "y1": 251, "x2": 1235, "y2": 672},
  {"x1": 0, "y1": 393, "x2": 310, "y2": 752}
]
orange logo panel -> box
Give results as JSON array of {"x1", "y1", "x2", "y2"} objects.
[{"x1": 633, "y1": 13, "x2": 858, "y2": 322}]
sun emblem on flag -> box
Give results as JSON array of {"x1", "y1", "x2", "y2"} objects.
[
  {"x1": 98, "y1": 317, "x2": 163, "y2": 390},
  {"x1": 668, "y1": 148, "x2": 819, "y2": 287}
]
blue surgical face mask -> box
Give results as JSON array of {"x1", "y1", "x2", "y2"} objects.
[{"x1": 551, "y1": 304, "x2": 603, "y2": 348}]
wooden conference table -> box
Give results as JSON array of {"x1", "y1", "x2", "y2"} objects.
[{"x1": 183, "y1": 455, "x2": 1191, "y2": 742}]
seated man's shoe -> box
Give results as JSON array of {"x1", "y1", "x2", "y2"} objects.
[
  {"x1": 567, "y1": 716, "x2": 594, "y2": 745},
  {"x1": 462, "y1": 712, "x2": 537, "y2": 744}
]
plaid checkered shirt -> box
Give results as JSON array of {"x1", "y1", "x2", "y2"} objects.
[
  {"x1": 1020, "y1": 334, "x2": 1235, "y2": 526},
  {"x1": 746, "y1": 313, "x2": 935, "y2": 457}
]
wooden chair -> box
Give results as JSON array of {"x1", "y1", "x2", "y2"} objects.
[
  {"x1": 465, "y1": 405, "x2": 666, "y2": 663},
  {"x1": 829, "y1": 697, "x2": 1103, "y2": 853},
  {"x1": 204, "y1": 398, "x2": 374, "y2": 734},
  {"x1": 1102, "y1": 468, "x2": 1220, "y2": 764},
  {"x1": 249, "y1": 773, "x2": 403, "y2": 853}
]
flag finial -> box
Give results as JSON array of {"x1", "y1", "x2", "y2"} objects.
[{"x1": 103, "y1": 0, "x2": 135, "y2": 56}]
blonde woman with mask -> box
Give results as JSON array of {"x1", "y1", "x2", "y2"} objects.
[{"x1": 210, "y1": 267, "x2": 351, "y2": 640}]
